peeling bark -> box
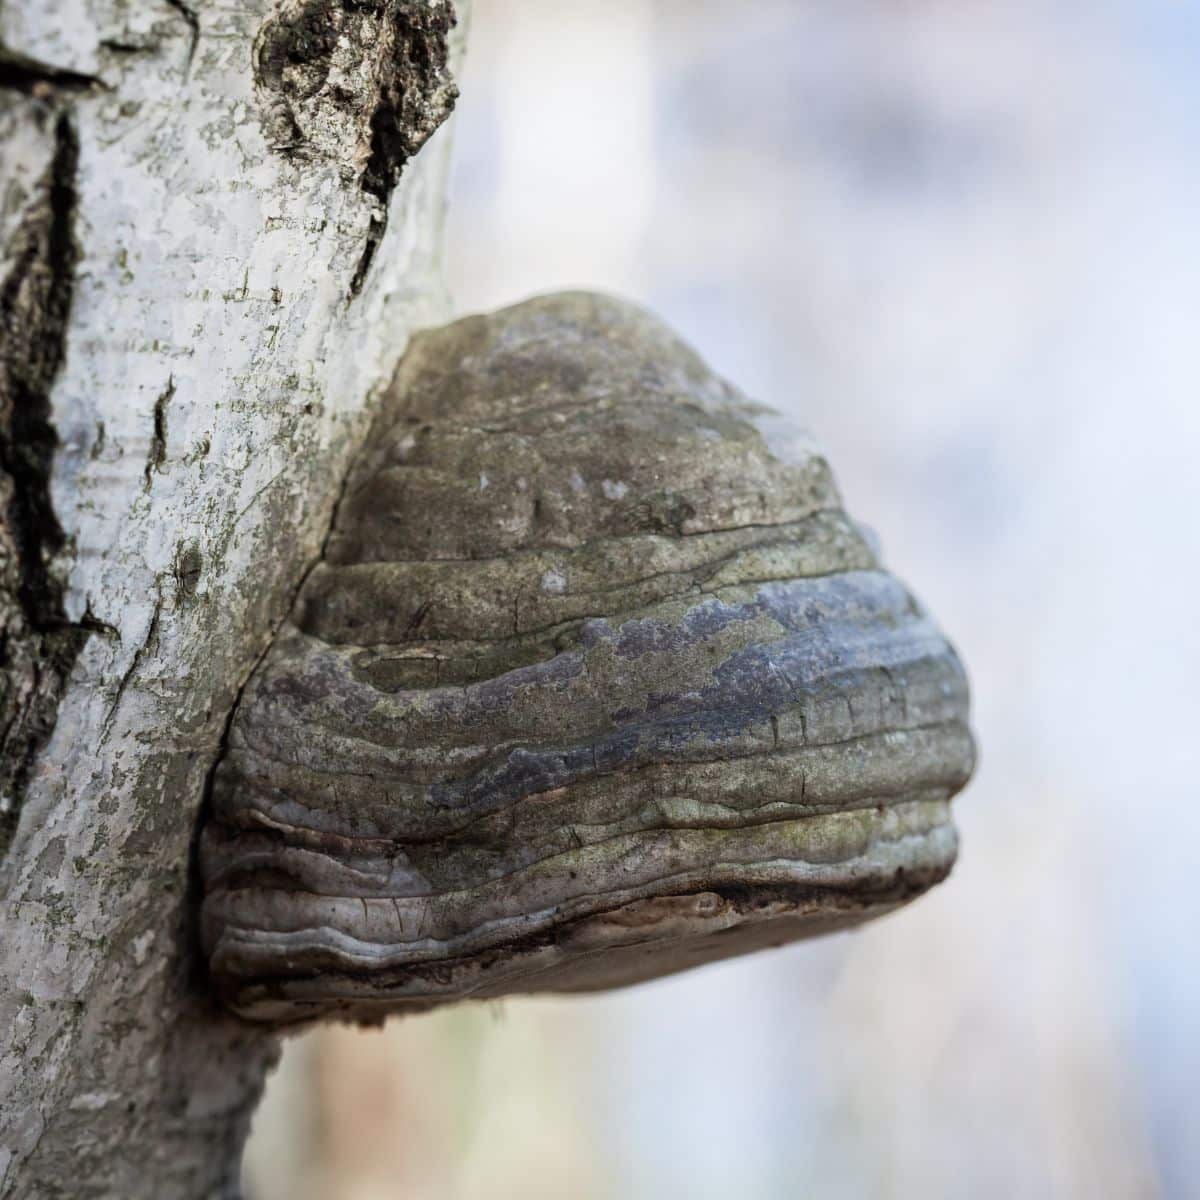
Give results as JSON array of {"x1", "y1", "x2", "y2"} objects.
[{"x1": 0, "y1": 1, "x2": 466, "y2": 1196}]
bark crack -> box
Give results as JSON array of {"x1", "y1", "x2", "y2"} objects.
[
  {"x1": 100, "y1": 589, "x2": 163, "y2": 745},
  {"x1": 143, "y1": 375, "x2": 174, "y2": 488},
  {"x1": 163, "y1": 0, "x2": 200, "y2": 72},
  {"x1": 0, "y1": 45, "x2": 100, "y2": 95},
  {"x1": 0, "y1": 110, "x2": 89, "y2": 858}
]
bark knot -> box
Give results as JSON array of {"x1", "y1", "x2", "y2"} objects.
[{"x1": 253, "y1": 0, "x2": 459, "y2": 294}]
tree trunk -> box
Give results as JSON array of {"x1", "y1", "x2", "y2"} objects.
[{"x1": 0, "y1": 2, "x2": 466, "y2": 1195}]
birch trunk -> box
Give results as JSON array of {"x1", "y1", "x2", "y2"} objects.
[{"x1": 0, "y1": 2, "x2": 466, "y2": 1195}]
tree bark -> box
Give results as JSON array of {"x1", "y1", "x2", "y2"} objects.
[{"x1": 0, "y1": 2, "x2": 466, "y2": 1195}]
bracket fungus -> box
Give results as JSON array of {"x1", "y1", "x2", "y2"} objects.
[{"x1": 200, "y1": 292, "x2": 975, "y2": 1024}]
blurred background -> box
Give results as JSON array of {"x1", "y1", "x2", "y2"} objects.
[{"x1": 244, "y1": 2, "x2": 1200, "y2": 1197}]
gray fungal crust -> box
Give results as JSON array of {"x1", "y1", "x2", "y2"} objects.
[{"x1": 200, "y1": 292, "x2": 975, "y2": 1024}]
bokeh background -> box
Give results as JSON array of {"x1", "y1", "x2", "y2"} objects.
[{"x1": 243, "y1": 2, "x2": 1200, "y2": 1197}]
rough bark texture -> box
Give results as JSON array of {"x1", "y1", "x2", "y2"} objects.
[
  {"x1": 0, "y1": 101, "x2": 88, "y2": 860},
  {"x1": 200, "y1": 293, "x2": 974, "y2": 1024},
  {"x1": 0, "y1": 1, "x2": 464, "y2": 1196}
]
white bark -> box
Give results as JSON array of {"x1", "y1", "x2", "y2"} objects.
[{"x1": 0, "y1": 2, "x2": 466, "y2": 1195}]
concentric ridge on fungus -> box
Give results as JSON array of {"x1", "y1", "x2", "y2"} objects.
[{"x1": 199, "y1": 291, "x2": 975, "y2": 1023}]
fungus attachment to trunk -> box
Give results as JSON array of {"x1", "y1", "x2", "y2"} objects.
[{"x1": 199, "y1": 292, "x2": 975, "y2": 1024}]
